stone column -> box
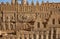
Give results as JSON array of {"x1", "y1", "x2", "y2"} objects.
[
  {"x1": 3, "y1": 22, "x2": 6, "y2": 30},
  {"x1": 41, "y1": 32, "x2": 43, "y2": 39},
  {"x1": 55, "y1": 16, "x2": 58, "y2": 24},
  {"x1": 9, "y1": 16, "x2": 11, "y2": 30},
  {"x1": 36, "y1": 33, "x2": 39, "y2": 39},
  {"x1": 46, "y1": 31, "x2": 49, "y2": 39},
  {"x1": 26, "y1": 35, "x2": 29, "y2": 39},
  {"x1": 8, "y1": 23, "x2": 11, "y2": 30},
  {"x1": 56, "y1": 28, "x2": 58, "y2": 39},
  {"x1": 51, "y1": 28, "x2": 53, "y2": 39},
  {"x1": 34, "y1": 21, "x2": 37, "y2": 31},
  {"x1": 3, "y1": 12, "x2": 5, "y2": 22},
  {"x1": 31, "y1": 34, "x2": 34, "y2": 39},
  {"x1": 26, "y1": 36, "x2": 29, "y2": 39},
  {"x1": 22, "y1": 35, "x2": 24, "y2": 39}
]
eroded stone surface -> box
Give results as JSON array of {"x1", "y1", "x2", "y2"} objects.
[{"x1": 0, "y1": 0, "x2": 60, "y2": 39}]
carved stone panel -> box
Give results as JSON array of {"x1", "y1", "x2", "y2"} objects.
[
  {"x1": 0, "y1": 12, "x2": 3, "y2": 22},
  {"x1": 4, "y1": 13, "x2": 10, "y2": 22},
  {"x1": 0, "y1": 23, "x2": 3, "y2": 30},
  {"x1": 10, "y1": 23, "x2": 16, "y2": 30},
  {"x1": 17, "y1": 13, "x2": 36, "y2": 22},
  {"x1": 5, "y1": 23, "x2": 9, "y2": 30},
  {"x1": 10, "y1": 13, "x2": 16, "y2": 22}
]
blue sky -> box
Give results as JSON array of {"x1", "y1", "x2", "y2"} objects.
[{"x1": 0, "y1": 0, "x2": 60, "y2": 4}]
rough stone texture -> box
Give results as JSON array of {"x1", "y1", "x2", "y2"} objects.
[{"x1": 0, "y1": 0, "x2": 60, "y2": 39}]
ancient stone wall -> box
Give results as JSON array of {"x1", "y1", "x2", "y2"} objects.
[{"x1": 0, "y1": 1, "x2": 60, "y2": 39}]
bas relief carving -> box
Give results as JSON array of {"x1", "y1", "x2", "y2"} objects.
[
  {"x1": 0, "y1": 0, "x2": 60, "y2": 38},
  {"x1": 17, "y1": 13, "x2": 36, "y2": 22}
]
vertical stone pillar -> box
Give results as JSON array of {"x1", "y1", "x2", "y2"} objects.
[
  {"x1": 8, "y1": 22, "x2": 10, "y2": 30},
  {"x1": 3, "y1": 22, "x2": 6, "y2": 30},
  {"x1": 56, "y1": 28, "x2": 58, "y2": 39},
  {"x1": 51, "y1": 28, "x2": 53, "y2": 39},
  {"x1": 3, "y1": 12, "x2": 5, "y2": 22},
  {"x1": 26, "y1": 36, "x2": 29, "y2": 39},
  {"x1": 34, "y1": 21, "x2": 37, "y2": 30},
  {"x1": 8, "y1": 16, "x2": 11, "y2": 30},
  {"x1": 46, "y1": 31, "x2": 49, "y2": 39},
  {"x1": 13, "y1": 24, "x2": 15, "y2": 30},
  {"x1": 41, "y1": 32, "x2": 43, "y2": 39},
  {"x1": 55, "y1": 17, "x2": 58, "y2": 24},
  {"x1": 2, "y1": 12, "x2": 5, "y2": 30},
  {"x1": 31, "y1": 34, "x2": 34, "y2": 39},
  {"x1": 36, "y1": 33, "x2": 39, "y2": 39},
  {"x1": 26, "y1": 35, "x2": 29, "y2": 39},
  {"x1": 22, "y1": 35, "x2": 24, "y2": 39}
]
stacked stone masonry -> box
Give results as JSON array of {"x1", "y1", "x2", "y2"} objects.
[{"x1": 0, "y1": 0, "x2": 60, "y2": 39}]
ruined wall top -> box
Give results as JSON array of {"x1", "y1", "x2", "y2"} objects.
[
  {"x1": 0, "y1": 0, "x2": 60, "y2": 12},
  {"x1": 0, "y1": 0, "x2": 60, "y2": 6}
]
